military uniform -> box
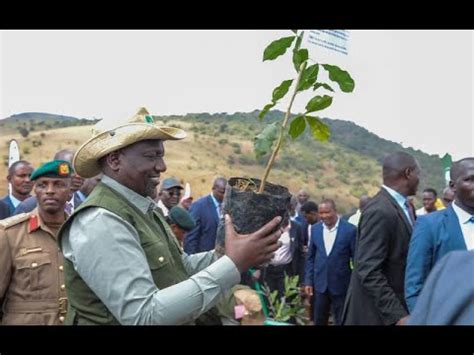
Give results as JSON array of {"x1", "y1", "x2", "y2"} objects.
[{"x1": 0, "y1": 208, "x2": 68, "y2": 325}]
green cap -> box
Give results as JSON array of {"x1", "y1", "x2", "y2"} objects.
[
  {"x1": 168, "y1": 206, "x2": 196, "y2": 231},
  {"x1": 30, "y1": 160, "x2": 73, "y2": 181}
]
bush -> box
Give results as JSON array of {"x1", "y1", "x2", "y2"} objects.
[
  {"x1": 22, "y1": 147, "x2": 31, "y2": 155},
  {"x1": 219, "y1": 123, "x2": 228, "y2": 133},
  {"x1": 18, "y1": 127, "x2": 29, "y2": 138},
  {"x1": 218, "y1": 138, "x2": 228, "y2": 145}
]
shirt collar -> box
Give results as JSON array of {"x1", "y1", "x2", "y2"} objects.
[
  {"x1": 9, "y1": 194, "x2": 22, "y2": 208},
  {"x1": 76, "y1": 191, "x2": 87, "y2": 202},
  {"x1": 210, "y1": 193, "x2": 220, "y2": 208},
  {"x1": 323, "y1": 217, "x2": 340, "y2": 232},
  {"x1": 382, "y1": 184, "x2": 408, "y2": 208},
  {"x1": 452, "y1": 201, "x2": 474, "y2": 224},
  {"x1": 101, "y1": 175, "x2": 156, "y2": 214}
]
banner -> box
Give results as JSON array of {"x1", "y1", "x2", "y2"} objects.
[{"x1": 8, "y1": 139, "x2": 20, "y2": 195}]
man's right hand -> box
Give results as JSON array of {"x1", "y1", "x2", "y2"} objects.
[
  {"x1": 304, "y1": 285, "x2": 313, "y2": 297},
  {"x1": 224, "y1": 214, "x2": 282, "y2": 273}
]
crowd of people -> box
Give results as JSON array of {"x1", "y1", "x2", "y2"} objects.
[{"x1": 0, "y1": 108, "x2": 472, "y2": 325}]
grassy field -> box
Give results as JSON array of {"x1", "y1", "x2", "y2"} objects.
[{"x1": 0, "y1": 120, "x2": 383, "y2": 214}]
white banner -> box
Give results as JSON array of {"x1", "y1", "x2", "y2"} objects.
[
  {"x1": 8, "y1": 139, "x2": 20, "y2": 196},
  {"x1": 305, "y1": 30, "x2": 350, "y2": 56}
]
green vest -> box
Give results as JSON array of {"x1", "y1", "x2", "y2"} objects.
[{"x1": 58, "y1": 182, "x2": 190, "y2": 325}]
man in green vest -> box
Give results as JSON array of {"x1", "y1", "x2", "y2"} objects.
[{"x1": 58, "y1": 108, "x2": 282, "y2": 325}]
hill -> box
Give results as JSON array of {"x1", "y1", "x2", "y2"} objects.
[{"x1": 0, "y1": 111, "x2": 446, "y2": 214}]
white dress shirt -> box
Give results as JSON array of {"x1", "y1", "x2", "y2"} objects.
[
  {"x1": 323, "y1": 218, "x2": 340, "y2": 255},
  {"x1": 451, "y1": 202, "x2": 474, "y2": 250}
]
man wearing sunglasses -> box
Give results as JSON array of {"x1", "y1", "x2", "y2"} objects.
[{"x1": 156, "y1": 177, "x2": 183, "y2": 217}]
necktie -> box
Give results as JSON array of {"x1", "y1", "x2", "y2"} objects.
[
  {"x1": 404, "y1": 201, "x2": 415, "y2": 226},
  {"x1": 64, "y1": 201, "x2": 73, "y2": 215},
  {"x1": 469, "y1": 216, "x2": 474, "y2": 224},
  {"x1": 217, "y1": 203, "x2": 223, "y2": 218}
]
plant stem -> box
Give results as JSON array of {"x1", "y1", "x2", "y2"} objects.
[{"x1": 258, "y1": 61, "x2": 307, "y2": 193}]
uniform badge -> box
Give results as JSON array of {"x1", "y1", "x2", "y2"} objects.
[{"x1": 58, "y1": 163, "x2": 70, "y2": 176}]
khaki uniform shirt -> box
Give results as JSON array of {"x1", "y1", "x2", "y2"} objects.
[{"x1": 0, "y1": 208, "x2": 67, "y2": 325}]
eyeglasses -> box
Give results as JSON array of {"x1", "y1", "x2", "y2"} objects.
[{"x1": 167, "y1": 189, "x2": 182, "y2": 197}]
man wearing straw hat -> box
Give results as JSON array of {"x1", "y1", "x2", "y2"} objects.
[{"x1": 58, "y1": 108, "x2": 282, "y2": 325}]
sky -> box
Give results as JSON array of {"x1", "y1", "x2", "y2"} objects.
[{"x1": 1, "y1": 30, "x2": 473, "y2": 160}]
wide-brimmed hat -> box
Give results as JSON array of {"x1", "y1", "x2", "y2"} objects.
[{"x1": 74, "y1": 108, "x2": 186, "y2": 178}]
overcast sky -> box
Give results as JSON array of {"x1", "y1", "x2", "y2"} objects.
[{"x1": 1, "y1": 30, "x2": 472, "y2": 160}]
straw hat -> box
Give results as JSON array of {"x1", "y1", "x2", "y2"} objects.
[{"x1": 74, "y1": 107, "x2": 186, "y2": 178}]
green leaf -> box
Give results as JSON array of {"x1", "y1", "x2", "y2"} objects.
[
  {"x1": 292, "y1": 48, "x2": 308, "y2": 72},
  {"x1": 254, "y1": 122, "x2": 279, "y2": 159},
  {"x1": 258, "y1": 102, "x2": 276, "y2": 121},
  {"x1": 288, "y1": 115, "x2": 306, "y2": 139},
  {"x1": 322, "y1": 64, "x2": 355, "y2": 92},
  {"x1": 272, "y1": 79, "x2": 293, "y2": 103},
  {"x1": 306, "y1": 116, "x2": 330, "y2": 141},
  {"x1": 263, "y1": 36, "x2": 296, "y2": 61},
  {"x1": 313, "y1": 82, "x2": 334, "y2": 92},
  {"x1": 297, "y1": 64, "x2": 319, "y2": 92},
  {"x1": 305, "y1": 95, "x2": 333, "y2": 112}
]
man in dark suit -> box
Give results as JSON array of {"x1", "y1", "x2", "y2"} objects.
[
  {"x1": 407, "y1": 250, "x2": 474, "y2": 325},
  {"x1": 299, "y1": 201, "x2": 319, "y2": 250},
  {"x1": 405, "y1": 157, "x2": 474, "y2": 312},
  {"x1": 0, "y1": 160, "x2": 34, "y2": 217},
  {"x1": 184, "y1": 177, "x2": 227, "y2": 254},
  {"x1": 342, "y1": 151, "x2": 421, "y2": 325},
  {"x1": 0, "y1": 200, "x2": 10, "y2": 220},
  {"x1": 304, "y1": 199, "x2": 356, "y2": 325}
]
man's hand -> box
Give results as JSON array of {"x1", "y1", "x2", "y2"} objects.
[
  {"x1": 304, "y1": 285, "x2": 313, "y2": 297},
  {"x1": 225, "y1": 214, "x2": 282, "y2": 273},
  {"x1": 396, "y1": 315, "x2": 409, "y2": 325}
]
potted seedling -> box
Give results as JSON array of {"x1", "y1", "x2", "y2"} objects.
[{"x1": 216, "y1": 30, "x2": 355, "y2": 256}]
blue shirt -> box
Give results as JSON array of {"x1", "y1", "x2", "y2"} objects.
[
  {"x1": 382, "y1": 185, "x2": 412, "y2": 226},
  {"x1": 210, "y1": 193, "x2": 222, "y2": 219}
]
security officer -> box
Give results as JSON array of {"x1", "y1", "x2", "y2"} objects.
[
  {"x1": 166, "y1": 206, "x2": 196, "y2": 247},
  {"x1": 0, "y1": 160, "x2": 73, "y2": 325}
]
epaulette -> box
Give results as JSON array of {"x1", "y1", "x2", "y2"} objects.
[{"x1": 0, "y1": 213, "x2": 30, "y2": 230}]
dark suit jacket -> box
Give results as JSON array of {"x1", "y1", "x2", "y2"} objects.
[
  {"x1": 342, "y1": 188, "x2": 413, "y2": 325},
  {"x1": 13, "y1": 193, "x2": 83, "y2": 215},
  {"x1": 304, "y1": 219, "x2": 356, "y2": 295},
  {"x1": 0, "y1": 200, "x2": 10, "y2": 220},
  {"x1": 286, "y1": 220, "x2": 305, "y2": 283},
  {"x1": 405, "y1": 205, "x2": 467, "y2": 312},
  {"x1": 407, "y1": 250, "x2": 474, "y2": 325},
  {"x1": 184, "y1": 195, "x2": 219, "y2": 254},
  {"x1": 0, "y1": 195, "x2": 15, "y2": 217}
]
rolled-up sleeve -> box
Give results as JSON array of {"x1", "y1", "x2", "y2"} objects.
[{"x1": 62, "y1": 208, "x2": 240, "y2": 325}]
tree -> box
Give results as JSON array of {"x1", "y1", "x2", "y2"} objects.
[{"x1": 255, "y1": 30, "x2": 355, "y2": 192}]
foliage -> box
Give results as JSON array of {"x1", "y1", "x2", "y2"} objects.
[
  {"x1": 255, "y1": 30, "x2": 355, "y2": 192},
  {"x1": 261, "y1": 275, "x2": 309, "y2": 325}
]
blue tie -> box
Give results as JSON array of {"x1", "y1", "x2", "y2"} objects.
[
  {"x1": 469, "y1": 216, "x2": 474, "y2": 224},
  {"x1": 404, "y1": 201, "x2": 415, "y2": 226}
]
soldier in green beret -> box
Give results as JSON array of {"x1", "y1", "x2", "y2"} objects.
[
  {"x1": 166, "y1": 206, "x2": 196, "y2": 248},
  {"x1": 0, "y1": 160, "x2": 73, "y2": 325}
]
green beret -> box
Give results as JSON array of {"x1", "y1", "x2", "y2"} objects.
[
  {"x1": 30, "y1": 160, "x2": 73, "y2": 181},
  {"x1": 168, "y1": 206, "x2": 196, "y2": 231}
]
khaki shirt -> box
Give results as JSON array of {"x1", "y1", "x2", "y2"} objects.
[{"x1": 0, "y1": 208, "x2": 67, "y2": 325}]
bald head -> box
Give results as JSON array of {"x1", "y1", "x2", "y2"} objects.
[
  {"x1": 450, "y1": 158, "x2": 474, "y2": 181},
  {"x1": 382, "y1": 152, "x2": 420, "y2": 196},
  {"x1": 297, "y1": 189, "x2": 310, "y2": 205},
  {"x1": 54, "y1": 149, "x2": 76, "y2": 163},
  {"x1": 383, "y1": 152, "x2": 417, "y2": 181}
]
